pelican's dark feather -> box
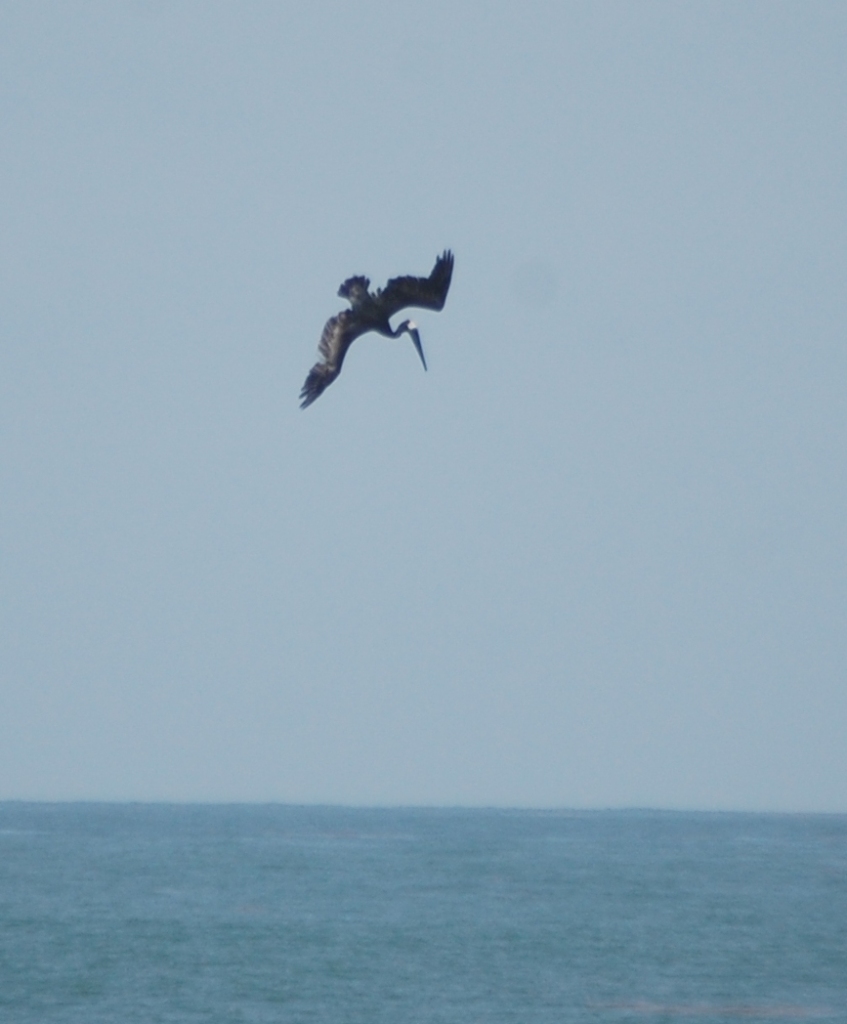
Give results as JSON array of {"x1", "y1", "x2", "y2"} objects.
[
  {"x1": 377, "y1": 250, "x2": 454, "y2": 318},
  {"x1": 317, "y1": 311, "x2": 354, "y2": 365},
  {"x1": 299, "y1": 312, "x2": 357, "y2": 408},
  {"x1": 299, "y1": 362, "x2": 338, "y2": 409},
  {"x1": 337, "y1": 275, "x2": 371, "y2": 307}
]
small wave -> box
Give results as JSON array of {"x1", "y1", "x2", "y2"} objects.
[{"x1": 587, "y1": 1001, "x2": 835, "y2": 1019}]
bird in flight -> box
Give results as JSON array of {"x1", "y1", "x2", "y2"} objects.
[{"x1": 299, "y1": 250, "x2": 454, "y2": 408}]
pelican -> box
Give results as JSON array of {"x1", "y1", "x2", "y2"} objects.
[{"x1": 299, "y1": 250, "x2": 454, "y2": 408}]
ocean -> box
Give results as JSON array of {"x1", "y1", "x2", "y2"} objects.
[{"x1": 1, "y1": 805, "x2": 845, "y2": 1023}]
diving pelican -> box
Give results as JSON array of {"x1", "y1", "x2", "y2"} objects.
[{"x1": 299, "y1": 250, "x2": 454, "y2": 408}]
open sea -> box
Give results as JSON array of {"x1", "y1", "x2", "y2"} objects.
[{"x1": 1, "y1": 805, "x2": 845, "y2": 1023}]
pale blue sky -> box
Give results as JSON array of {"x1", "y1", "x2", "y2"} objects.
[{"x1": 1, "y1": 2, "x2": 845, "y2": 808}]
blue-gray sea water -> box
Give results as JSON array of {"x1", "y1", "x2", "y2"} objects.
[{"x1": 1, "y1": 805, "x2": 845, "y2": 1023}]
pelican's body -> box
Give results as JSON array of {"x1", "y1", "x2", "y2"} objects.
[{"x1": 299, "y1": 250, "x2": 453, "y2": 408}]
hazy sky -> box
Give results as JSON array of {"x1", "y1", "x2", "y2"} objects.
[{"x1": 1, "y1": 2, "x2": 845, "y2": 809}]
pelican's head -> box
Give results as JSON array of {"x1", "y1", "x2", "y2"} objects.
[{"x1": 399, "y1": 319, "x2": 427, "y2": 371}]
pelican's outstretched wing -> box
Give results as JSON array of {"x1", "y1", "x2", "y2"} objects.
[
  {"x1": 377, "y1": 250, "x2": 454, "y2": 318},
  {"x1": 299, "y1": 311, "x2": 360, "y2": 408}
]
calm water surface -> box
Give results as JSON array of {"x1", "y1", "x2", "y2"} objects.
[{"x1": 1, "y1": 805, "x2": 845, "y2": 1023}]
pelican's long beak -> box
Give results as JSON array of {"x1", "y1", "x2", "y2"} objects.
[{"x1": 407, "y1": 321, "x2": 427, "y2": 371}]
